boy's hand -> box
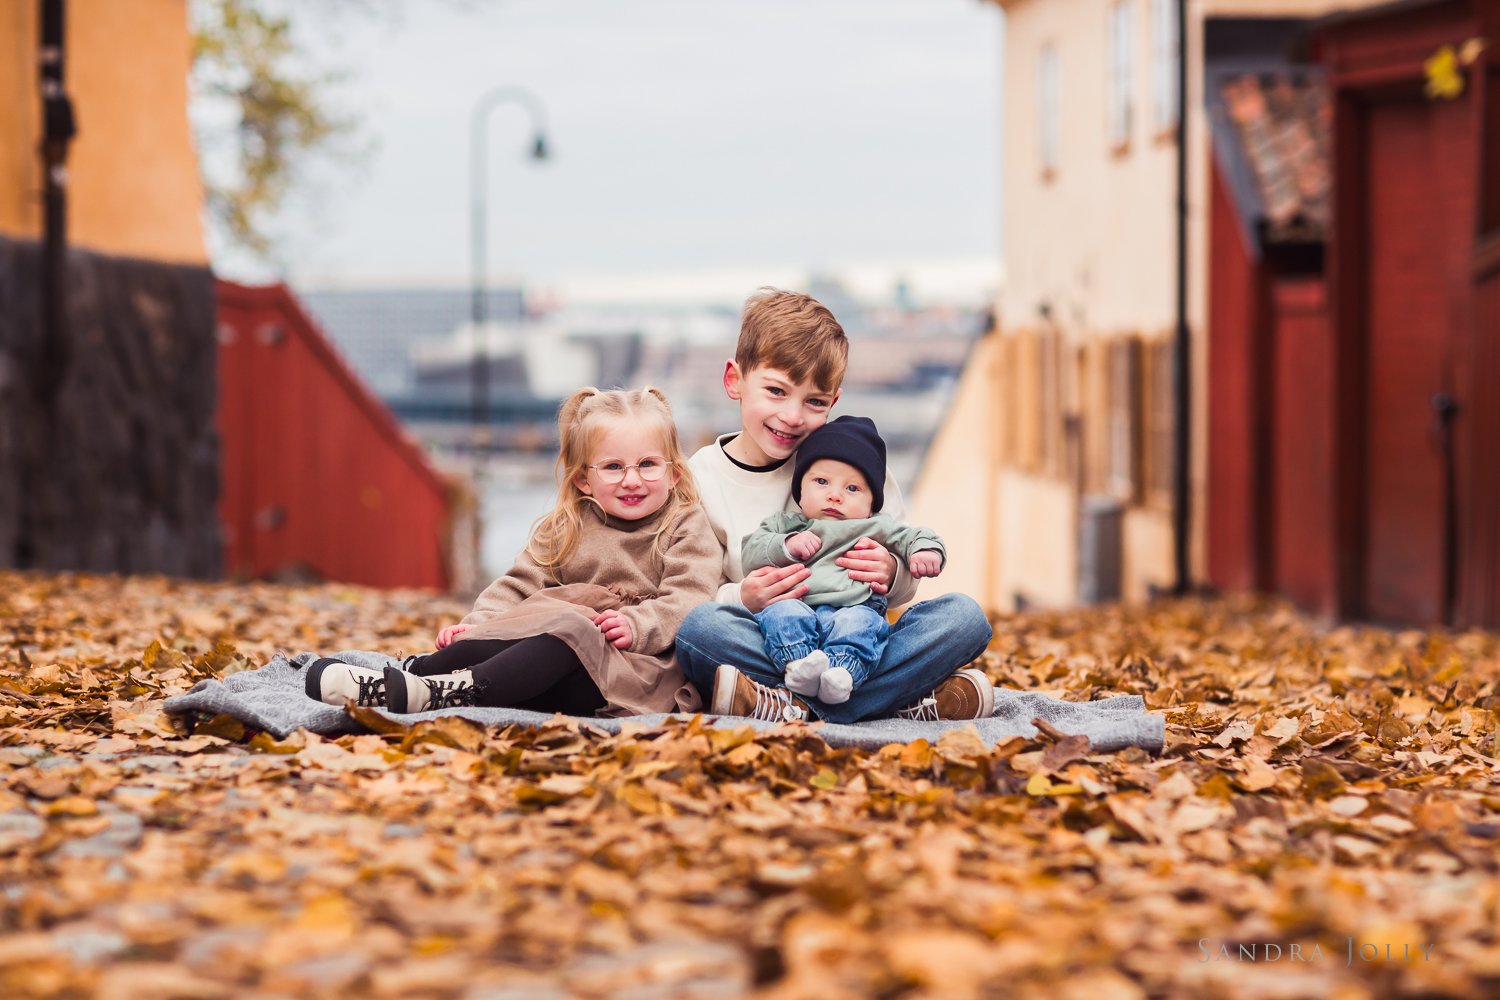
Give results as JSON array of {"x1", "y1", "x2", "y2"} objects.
[
  {"x1": 740, "y1": 564, "x2": 811, "y2": 614},
  {"x1": 592, "y1": 609, "x2": 633, "y2": 649},
  {"x1": 836, "y1": 537, "x2": 897, "y2": 594},
  {"x1": 785, "y1": 531, "x2": 822, "y2": 561},
  {"x1": 435, "y1": 623, "x2": 472, "y2": 649},
  {"x1": 908, "y1": 550, "x2": 944, "y2": 579}
]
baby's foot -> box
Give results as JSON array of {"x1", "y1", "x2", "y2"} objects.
[
  {"x1": 818, "y1": 666, "x2": 854, "y2": 704},
  {"x1": 784, "y1": 650, "x2": 830, "y2": 696}
]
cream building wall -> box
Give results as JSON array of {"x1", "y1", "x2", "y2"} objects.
[
  {"x1": 916, "y1": 0, "x2": 1369, "y2": 612},
  {"x1": 907, "y1": 333, "x2": 1003, "y2": 608},
  {"x1": 0, "y1": 0, "x2": 207, "y2": 264}
]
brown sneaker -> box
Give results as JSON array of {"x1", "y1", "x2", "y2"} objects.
[
  {"x1": 711, "y1": 664, "x2": 811, "y2": 722},
  {"x1": 895, "y1": 668, "x2": 994, "y2": 721}
]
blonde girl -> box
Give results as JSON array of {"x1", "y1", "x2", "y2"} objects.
[{"x1": 306, "y1": 387, "x2": 719, "y2": 716}]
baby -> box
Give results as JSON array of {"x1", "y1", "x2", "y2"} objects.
[{"x1": 740, "y1": 415, "x2": 945, "y2": 703}]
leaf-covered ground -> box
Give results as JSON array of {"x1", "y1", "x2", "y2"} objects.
[{"x1": 2, "y1": 569, "x2": 1498, "y2": 999}]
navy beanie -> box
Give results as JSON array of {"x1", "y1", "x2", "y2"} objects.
[{"x1": 792, "y1": 416, "x2": 887, "y2": 512}]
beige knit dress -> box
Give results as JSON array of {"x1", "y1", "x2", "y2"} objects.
[{"x1": 456, "y1": 503, "x2": 718, "y2": 717}]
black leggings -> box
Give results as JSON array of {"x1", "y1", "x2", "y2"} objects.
[{"x1": 414, "y1": 635, "x2": 606, "y2": 716}]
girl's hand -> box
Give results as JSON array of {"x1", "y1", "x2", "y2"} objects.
[
  {"x1": 592, "y1": 609, "x2": 633, "y2": 649},
  {"x1": 435, "y1": 623, "x2": 472, "y2": 649},
  {"x1": 740, "y1": 564, "x2": 811, "y2": 614},
  {"x1": 908, "y1": 550, "x2": 944, "y2": 578},
  {"x1": 785, "y1": 531, "x2": 823, "y2": 562},
  {"x1": 836, "y1": 537, "x2": 897, "y2": 594}
]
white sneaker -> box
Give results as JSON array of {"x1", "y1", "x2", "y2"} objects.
[
  {"x1": 384, "y1": 666, "x2": 478, "y2": 713},
  {"x1": 304, "y1": 658, "x2": 386, "y2": 707},
  {"x1": 783, "y1": 650, "x2": 830, "y2": 696}
]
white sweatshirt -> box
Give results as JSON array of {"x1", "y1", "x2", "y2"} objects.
[{"x1": 686, "y1": 433, "x2": 919, "y2": 607}]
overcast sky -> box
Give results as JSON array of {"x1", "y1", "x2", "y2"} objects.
[{"x1": 219, "y1": 0, "x2": 1005, "y2": 306}]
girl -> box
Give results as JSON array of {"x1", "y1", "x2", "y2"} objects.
[{"x1": 307, "y1": 387, "x2": 719, "y2": 717}]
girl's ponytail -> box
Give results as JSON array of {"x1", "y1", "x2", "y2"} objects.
[{"x1": 557, "y1": 387, "x2": 600, "y2": 435}]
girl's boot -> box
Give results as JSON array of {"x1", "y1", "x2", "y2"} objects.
[
  {"x1": 305, "y1": 658, "x2": 388, "y2": 707},
  {"x1": 384, "y1": 666, "x2": 478, "y2": 713}
]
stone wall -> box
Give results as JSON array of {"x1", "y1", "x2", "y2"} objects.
[{"x1": 0, "y1": 235, "x2": 220, "y2": 576}]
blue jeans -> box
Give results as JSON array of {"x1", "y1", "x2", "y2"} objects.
[
  {"x1": 755, "y1": 596, "x2": 889, "y2": 688},
  {"x1": 676, "y1": 593, "x2": 992, "y2": 724}
]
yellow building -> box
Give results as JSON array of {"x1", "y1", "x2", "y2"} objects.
[
  {"x1": 1, "y1": 0, "x2": 219, "y2": 575},
  {"x1": 1, "y1": 0, "x2": 207, "y2": 260}
]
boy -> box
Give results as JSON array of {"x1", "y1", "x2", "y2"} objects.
[
  {"x1": 675, "y1": 288, "x2": 994, "y2": 723},
  {"x1": 742, "y1": 415, "x2": 947, "y2": 704}
]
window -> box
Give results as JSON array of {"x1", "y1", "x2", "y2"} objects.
[
  {"x1": 999, "y1": 333, "x2": 1021, "y2": 465},
  {"x1": 1151, "y1": 0, "x2": 1180, "y2": 133},
  {"x1": 1039, "y1": 326, "x2": 1059, "y2": 475},
  {"x1": 1082, "y1": 338, "x2": 1112, "y2": 494},
  {"x1": 1018, "y1": 329, "x2": 1042, "y2": 471},
  {"x1": 1039, "y1": 44, "x2": 1060, "y2": 174},
  {"x1": 1107, "y1": 336, "x2": 1142, "y2": 501},
  {"x1": 1143, "y1": 337, "x2": 1175, "y2": 507},
  {"x1": 1107, "y1": 1, "x2": 1136, "y2": 150}
]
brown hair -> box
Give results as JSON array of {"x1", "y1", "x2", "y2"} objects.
[
  {"x1": 735, "y1": 287, "x2": 849, "y2": 393},
  {"x1": 527, "y1": 387, "x2": 700, "y2": 570}
]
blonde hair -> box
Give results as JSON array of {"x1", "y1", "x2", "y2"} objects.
[
  {"x1": 736, "y1": 287, "x2": 849, "y2": 393},
  {"x1": 527, "y1": 387, "x2": 700, "y2": 570}
]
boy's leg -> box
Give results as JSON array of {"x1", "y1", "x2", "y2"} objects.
[
  {"x1": 811, "y1": 593, "x2": 992, "y2": 722},
  {"x1": 756, "y1": 599, "x2": 832, "y2": 695},
  {"x1": 677, "y1": 603, "x2": 797, "y2": 700},
  {"x1": 677, "y1": 594, "x2": 991, "y2": 723},
  {"x1": 822, "y1": 605, "x2": 888, "y2": 692},
  {"x1": 752, "y1": 600, "x2": 820, "y2": 668},
  {"x1": 846, "y1": 593, "x2": 993, "y2": 717}
]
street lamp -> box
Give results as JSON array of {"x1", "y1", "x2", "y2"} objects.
[{"x1": 469, "y1": 86, "x2": 550, "y2": 458}]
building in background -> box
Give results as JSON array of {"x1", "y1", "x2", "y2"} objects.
[
  {"x1": 299, "y1": 287, "x2": 526, "y2": 400},
  {"x1": 918, "y1": 0, "x2": 1498, "y2": 628},
  {"x1": 913, "y1": 0, "x2": 1374, "y2": 615},
  {"x1": 217, "y1": 282, "x2": 463, "y2": 590},
  {"x1": 0, "y1": 0, "x2": 220, "y2": 576},
  {"x1": 1208, "y1": 0, "x2": 1500, "y2": 628},
  {"x1": 0, "y1": 2, "x2": 464, "y2": 590}
]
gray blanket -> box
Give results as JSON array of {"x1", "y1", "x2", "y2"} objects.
[{"x1": 163, "y1": 651, "x2": 1166, "y2": 754}]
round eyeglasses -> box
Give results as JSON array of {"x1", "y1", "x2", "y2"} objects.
[{"x1": 585, "y1": 457, "x2": 673, "y2": 484}]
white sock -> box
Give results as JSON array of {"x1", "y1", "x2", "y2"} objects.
[
  {"x1": 818, "y1": 667, "x2": 854, "y2": 704},
  {"x1": 783, "y1": 650, "x2": 830, "y2": 696}
]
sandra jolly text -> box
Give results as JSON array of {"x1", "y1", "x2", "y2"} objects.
[{"x1": 1198, "y1": 938, "x2": 1436, "y2": 966}]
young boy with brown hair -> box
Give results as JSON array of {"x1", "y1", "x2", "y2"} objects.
[{"x1": 676, "y1": 288, "x2": 994, "y2": 723}]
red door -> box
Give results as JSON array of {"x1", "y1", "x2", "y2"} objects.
[{"x1": 1360, "y1": 95, "x2": 1472, "y2": 625}]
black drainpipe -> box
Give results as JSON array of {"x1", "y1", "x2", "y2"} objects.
[
  {"x1": 1172, "y1": 0, "x2": 1191, "y2": 595},
  {"x1": 39, "y1": 0, "x2": 76, "y2": 407}
]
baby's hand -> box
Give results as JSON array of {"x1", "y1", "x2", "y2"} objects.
[
  {"x1": 785, "y1": 531, "x2": 823, "y2": 562},
  {"x1": 592, "y1": 609, "x2": 633, "y2": 650},
  {"x1": 908, "y1": 550, "x2": 944, "y2": 579},
  {"x1": 435, "y1": 623, "x2": 472, "y2": 649}
]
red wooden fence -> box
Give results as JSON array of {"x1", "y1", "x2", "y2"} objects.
[{"x1": 216, "y1": 280, "x2": 454, "y2": 589}]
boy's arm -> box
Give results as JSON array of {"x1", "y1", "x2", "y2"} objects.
[
  {"x1": 741, "y1": 512, "x2": 809, "y2": 574},
  {"x1": 617, "y1": 509, "x2": 724, "y2": 655},
  {"x1": 460, "y1": 547, "x2": 552, "y2": 626},
  {"x1": 865, "y1": 474, "x2": 921, "y2": 605}
]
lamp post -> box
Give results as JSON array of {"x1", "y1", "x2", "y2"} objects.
[{"x1": 469, "y1": 86, "x2": 549, "y2": 458}]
